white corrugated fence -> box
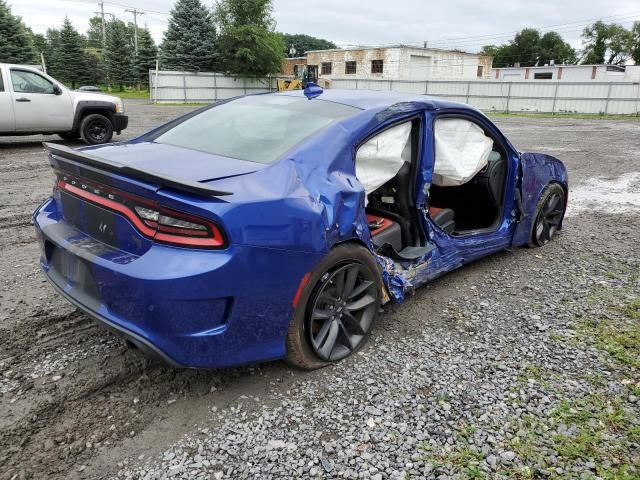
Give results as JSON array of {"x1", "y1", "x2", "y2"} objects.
[{"x1": 150, "y1": 70, "x2": 640, "y2": 115}]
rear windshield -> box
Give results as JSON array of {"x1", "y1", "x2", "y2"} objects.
[{"x1": 154, "y1": 95, "x2": 359, "y2": 164}]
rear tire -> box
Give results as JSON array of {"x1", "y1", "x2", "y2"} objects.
[
  {"x1": 286, "y1": 244, "x2": 382, "y2": 370},
  {"x1": 80, "y1": 113, "x2": 114, "y2": 145},
  {"x1": 528, "y1": 183, "x2": 566, "y2": 247}
]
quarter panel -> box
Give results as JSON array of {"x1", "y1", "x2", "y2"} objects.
[{"x1": 512, "y1": 152, "x2": 568, "y2": 246}]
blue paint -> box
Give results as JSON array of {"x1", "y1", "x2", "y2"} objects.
[
  {"x1": 303, "y1": 82, "x2": 324, "y2": 100},
  {"x1": 33, "y1": 90, "x2": 567, "y2": 368}
]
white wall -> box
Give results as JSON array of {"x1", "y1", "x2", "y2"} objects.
[
  {"x1": 308, "y1": 47, "x2": 487, "y2": 81},
  {"x1": 492, "y1": 65, "x2": 640, "y2": 82}
]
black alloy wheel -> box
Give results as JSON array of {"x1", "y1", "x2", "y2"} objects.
[
  {"x1": 530, "y1": 184, "x2": 566, "y2": 247},
  {"x1": 286, "y1": 244, "x2": 382, "y2": 370},
  {"x1": 308, "y1": 262, "x2": 378, "y2": 361},
  {"x1": 80, "y1": 113, "x2": 114, "y2": 145},
  {"x1": 86, "y1": 119, "x2": 108, "y2": 142}
]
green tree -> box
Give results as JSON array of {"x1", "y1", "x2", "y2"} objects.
[
  {"x1": 56, "y1": 17, "x2": 86, "y2": 88},
  {"x1": 215, "y1": 0, "x2": 274, "y2": 28},
  {"x1": 537, "y1": 31, "x2": 577, "y2": 65},
  {"x1": 581, "y1": 21, "x2": 632, "y2": 64},
  {"x1": 510, "y1": 28, "x2": 541, "y2": 66},
  {"x1": 631, "y1": 22, "x2": 640, "y2": 65},
  {"x1": 134, "y1": 27, "x2": 157, "y2": 87},
  {"x1": 160, "y1": 0, "x2": 217, "y2": 71},
  {"x1": 481, "y1": 28, "x2": 576, "y2": 67},
  {"x1": 280, "y1": 33, "x2": 337, "y2": 56},
  {"x1": 0, "y1": 0, "x2": 36, "y2": 63},
  {"x1": 43, "y1": 28, "x2": 62, "y2": 77},
  {"x1": 30, "y1": 31, "x2": 46, "y2": 56},
  {"x1": 214, "y1": 0, "x2": 284, "y2": 76},
  {"x1": 86, "y1": 16, "x2": 104, "y2": 49},
  {"x1": 480, "y1": 43, "x2": 514, "y2": 68},
  {"x1": 80, "y1": 48, "x2": 105, "y2": 86},
  {"x1": 104, "y1": 19, "x2": 133, "y2": 90}
]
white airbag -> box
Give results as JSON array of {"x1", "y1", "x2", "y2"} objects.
[
  {"x1": 433, "y1": 118, "x2": 493, "y2": 187},
  {"x1": 355, "y1": 122, "x2": 412, "y2": 195}
]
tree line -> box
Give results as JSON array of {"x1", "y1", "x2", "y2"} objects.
[
  {"x1": 3, "y1": 0, "x2": 640, "y2": 87},
  {"x1": 157, "y1": 0, "x2": 336, "y2": 75},
  {"x1": 0, "y1": 0, "x2": 156, "y2": 90},
  {"x1": 482, "y1": 22, "x2": 640, "y2": 67},
  {"x1": 0, "y1": 0, "x2": 336, "y2": 90}
]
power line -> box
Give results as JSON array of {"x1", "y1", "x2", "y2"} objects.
[
  {"x1": 424, "y1": 10, "x2": 640, "y2": 46},
  {"x1": 335, "y1": 10, "x2": 640, "y2": 51},
  {"x1": 57, "y1": 0, "x2": 169, "y2": 16}
]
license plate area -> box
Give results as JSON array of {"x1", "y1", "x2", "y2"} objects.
[{"x1": 48, "y1": 244, "x2": 100, "y2": 299}]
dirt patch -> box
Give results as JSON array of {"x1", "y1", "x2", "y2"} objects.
[{"x1": 0, "y1": 102, "x2": 638, "y2": 479}]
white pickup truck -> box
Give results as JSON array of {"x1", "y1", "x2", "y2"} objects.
[{"x1": 0, "y1": 63, "x2": 128, "y2": 144}]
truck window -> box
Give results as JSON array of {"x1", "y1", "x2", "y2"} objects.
[
  {"x1": 0, "y1": 72, "x2": 4, "y2": 92},
  {"x1": 10, "y1": 69, "x2": 55, "y2": 94}
]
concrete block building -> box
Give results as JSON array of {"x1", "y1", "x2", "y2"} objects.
[{"x1": 303, "y1": 45, "x2": 492, "y2": 81}]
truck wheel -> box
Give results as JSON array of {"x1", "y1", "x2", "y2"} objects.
[
  {"x1": 80, "y1": 114, "x2": 114, "y2": 145},
  {"x1": 286, "y1": 244, "x2": 382, "y2": 370}
]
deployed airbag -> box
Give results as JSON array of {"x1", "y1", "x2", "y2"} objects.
[
  {"x1": 433, "y1": 118, "x2": 493, "y2": 187},
  {"x1": 355, "y1": 122, "x2": 412, "y2": 196}
]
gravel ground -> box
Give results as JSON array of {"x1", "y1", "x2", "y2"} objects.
[{"x1": 0, "y1": 100, "x2": 638, "y2": 480}]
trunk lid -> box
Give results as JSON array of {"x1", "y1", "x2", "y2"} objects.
[
  {"x1": 45, "y1": 142, "x2": 244, "y2": 256},
  {"x1": 80, "y1": 141, "x2": 266, "y2": 183}
]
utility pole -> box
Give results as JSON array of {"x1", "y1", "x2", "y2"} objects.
[
  {"x1": 125, "y1": 8, "x2": 144, "y2": 55},
  {"x1": 98, "y1": 1, "x2": 106, "y2": 49}
]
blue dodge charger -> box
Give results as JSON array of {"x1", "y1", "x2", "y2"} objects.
[{"x1": 33, "y1": 86, "x2": 568, "y2": 369}]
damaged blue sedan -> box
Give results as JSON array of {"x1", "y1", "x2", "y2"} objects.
[{"x1": 33, "y1": 86, "x2": 568, "y2": 369}]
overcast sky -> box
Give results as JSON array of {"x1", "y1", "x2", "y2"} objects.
[{"x1": 10, "y1": 0, "x2": 640, "y2": 53}]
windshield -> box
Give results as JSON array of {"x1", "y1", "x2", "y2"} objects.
[{"x1": 154, "y1": 95, "x2": 359, "y2": 164}]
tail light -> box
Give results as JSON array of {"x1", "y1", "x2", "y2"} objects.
[{"x1": 55, "y1": 175, "x2": 226, "y2": 249}]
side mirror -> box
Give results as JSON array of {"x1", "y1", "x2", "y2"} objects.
[{"x1": 53, "y1": 84, "x2": 62, "y2": 95}]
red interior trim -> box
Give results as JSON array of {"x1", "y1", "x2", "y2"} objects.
[{"x1": 366, "y1": 214, "x2": 395, "y2": 236}]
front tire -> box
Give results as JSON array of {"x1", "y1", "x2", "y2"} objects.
[
  {"x1": 80, "y1": 113, "x2": 114, "y2": 145},
  {"x1": 528, "y1": 183, "x2": 566, "y2": 247},
  {"x1": 286, "y1": 244, "x2": 382, "y2": 370}
]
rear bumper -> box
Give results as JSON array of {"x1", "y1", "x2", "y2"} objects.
[
  {"x1": 33, "y1": 197, "x2": 322, "y2": 368},
  {"x1": 44, "y1": 271, "x2": 182, "y2": 366},
  {"x1": 112, "y1": 113, "x2": 128, "y2": 133}
]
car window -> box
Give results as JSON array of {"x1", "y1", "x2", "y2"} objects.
[
  {"x1": 155, "y1": 95, "x2": 358, "y2": 164},
  {"x1": 0, "y1": 72, "x2": 4, "y2": 92},
  {"x1": 10, "y1": 69, "x2": 55, "y2": 94}
]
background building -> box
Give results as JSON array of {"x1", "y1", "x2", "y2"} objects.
[
  {"x1": 492, "y1": 64, "x2": 640, "y2": 82},
  {"x1": 280, "y1": 57, "x2": 307, "y2": 77},
  {"x1": 303, "y1": 45, "x2": 493, "y2": 81}
]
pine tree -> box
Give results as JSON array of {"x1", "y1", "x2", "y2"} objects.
[
  {"x1": 160, "y1": 0, "x2": 217, "y2": 71},
  {"x1": 214, "y1": 0, "x2": 283, "y2": 76},
  {"x1": 0, "y1": 0, "x2": 36, "y2": 63},
  {"x1": 43, "y1": 28, "x2": 62, "y2": 77},
  {"x1": 86, "y1": 16, "x2": 104, "y2": 49},
  {"x1": 56, "y1": 17, "x2": 86, "y2": 88},
  {"x1": 104, "y1": 19, "x2": 134, "y2": 90},
  {"x1": 80, "y1": 48, "x2": 105, "y2": 86},
  {"x1": 135, "y1": 27, "x2": 157, "y2": 87}
]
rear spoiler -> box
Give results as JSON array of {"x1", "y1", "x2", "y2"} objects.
[{"x1": 43, "y1": 142, "x2": 233, "y2": 198}]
